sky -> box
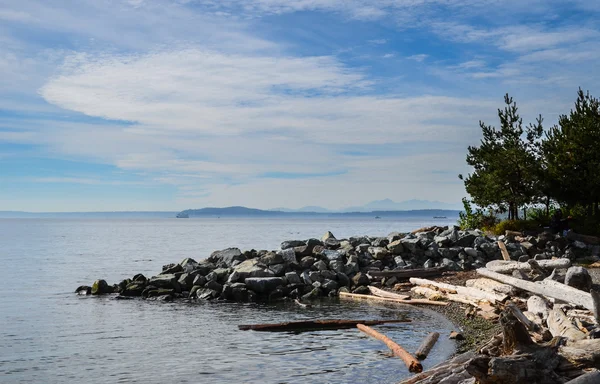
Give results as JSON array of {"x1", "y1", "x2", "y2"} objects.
[{"x1": 1, "y1": 0, "x2": 599, "y2": 212}]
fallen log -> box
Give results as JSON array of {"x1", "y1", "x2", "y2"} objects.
[
  {"x1": 591, "y1": 289, "x2": 600, "y2": 324},
  {"x1": 368, "y1": 266, "x2": 446, "y2": 279},
  {"x1": 368, "y1": 286, "x2": 410, "y2": 300},
  {"x1": 356, "y1": 324, "x2": 422, "y2": 373},
  {"x1": 409, "y1": 277, "x2": 507, "y2": 303},
  {"x1": 547, "y1": 308, "x2": 587, "y2": 341},
  {"x1": 238, "y1": 318, "x2": 410, "y2": 331},
  {"x1": 486, "y1": 259, "x2": 571, "y2": 274},
  {"x1": 506, "y1": 302, "x2": 539, "y2": 332},
  {"x1": 565, "y1": 370, "x2": 600, "y2": 384},
  {"x1": 415, "y1": 332, "x2": 440, "y2": 360},
  {"x1": 397, "y1": 351, "x2": 476, "y2": 384},
  {"x1": 559, "y1": 339, "x2": 600, "y2": 368},
  {"x1": 465, "y1": 277, "x2": 518, "y2": 296},
  {"x1": 339, "y1": 291, "x2": 448, "y2": 306},
  {"x1": 410, "y1": 286, "x2": 445, "y2": 301},
  {"x1": 527, "y1": 295, "x2": 550, "y2": 321},
  {"x1": 498, "y1": 240, "x2": 511, "y2": 261},
  {"x1": 477, "y1": 268, "x2": 595, "y2": 311}
]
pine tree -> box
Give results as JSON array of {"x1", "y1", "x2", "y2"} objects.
[{"x1": 460, "y1": 94, "x2": 543, "y2": 220}]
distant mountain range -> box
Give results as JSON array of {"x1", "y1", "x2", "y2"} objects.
[{"x1": 0, "y1": 199, "x2": 462, "y2": 219}]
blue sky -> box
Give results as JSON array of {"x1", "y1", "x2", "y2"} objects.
[{"x1": 1, "y1": 0, "x2": 599, "y2": 211}]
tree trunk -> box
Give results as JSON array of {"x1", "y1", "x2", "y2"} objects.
[{"x1": 356, "y1": 324, "x2": 422, "y2": 373}]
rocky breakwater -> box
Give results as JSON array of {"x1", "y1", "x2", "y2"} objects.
[{"x1": 75, "y1": 226, "x2": 600, "y2": 303}]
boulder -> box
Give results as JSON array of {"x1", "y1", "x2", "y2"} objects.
[
  {"x1": 207, "y1": 248, "x2": 245, "y2": 267},
  {"x1": 281, "y1": 240, "x2": 305, "y2": 250},
  {"x1": 372, "y1": 237, "x2": 389, "y2": 247},
  {"x1": 232, "y1": 259, "x2": 272, "y2": 280},
  {"x1": 301, "y1": 270, "x2": 312, "y2": 285},
  {"x1": 321, "y1": 231, "x2": 336, "y2": 242},
  {"x1": 565, "y1": 266, "x2": 592, "y2": 291},
  {"x1": 300, "y1": 256, "x2": 316, "y2": 269},
  {"x1": 313, "y1": 260, "x2": 328, "y2": 271},
  {"x1": 75, "y1": 285, "x2": 91, "y2": 295},
  {"x1": 245, "y1": 277, "x2": 285, "y2": 294},
  {"x1": 329, "y1": 260, "x2": 345, "y2": 273},
  {"x1": 323, "y1": 237, "x2": 340, "y2": 249},
  {"x1": 206, "y1": 280, "x2": 223, "y2": 292},
  {"x1": 400, "y1": 237, "x2": 421, "y2": 253},
  {"x1": 269, "y1": 263, "x2": 286, "y2": 277},
  {"x1": 179, "y1": 258, "x2": 198, "y2": 272},
  {"x1": 352, "y1": 285, "x2": 370, "y2": 295},
  {"x1": 121, "y1": 282, "x2": 145, "y2": 296},
  {"x1": 302, "y1": 287, "x2": 322, "y2": 300},
  {"x1": 161, "y1": 263, "x2": 183, "y2": 275},
  {"x1": 278, "y1": 248, "x2": 297, "y2": 264},
  {"x1": 260, "y1": 252, "x2": 283, "y2": 266},
  {"x1": 352, "y1": 272, "x2": 370, "y2": 286},
  {"x1": 321, "y1": 249, "x2": 344, "y2": 262},
  {"x1": 369, "y1": 247, "x2": 389, "y2": 260},
  {"x1": 285, "y1": 272, "x2": 301, "y2": 285},
  {"x1": 192, "y1": 274, "x2": 207, "y2": 287},
  {"x1": 387, "y1": 240, "x2": 404, "y2": 255},
  {"x1": 321, "y1": 279, "x2": 338, "y2": 292}
]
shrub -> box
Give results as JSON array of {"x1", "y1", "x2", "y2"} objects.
[{"x1": 458, "y1": 198, "x2": 499, "y2": 230}]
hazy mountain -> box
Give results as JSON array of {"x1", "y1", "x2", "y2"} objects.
[
  {"x1": 270, "y1": 206, "x2": 330, "y2": 213},
  {"x1": 343, "y1": 199, "x2": 462, "y2": 212}
]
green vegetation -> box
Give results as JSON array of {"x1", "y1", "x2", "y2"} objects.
[{"x1": 460, "y1": 89, "x2": 600, "y2": 235}]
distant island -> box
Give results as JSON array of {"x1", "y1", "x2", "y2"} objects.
[{"x1": 176, "y1": 206, "x2": 461, "y2": 218}]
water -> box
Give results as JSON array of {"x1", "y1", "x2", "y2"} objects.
[{"x1": 0, "y1": 217, "x2": 459, "y2": 384}]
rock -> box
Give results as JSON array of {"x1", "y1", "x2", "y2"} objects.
[
  {"x1": 300, "y1": 256, "x2": 316, "y2": 269},
  {"x1": 329, "y1": 260, "x2": 345, "y2": 273},
  {"x1": 281, "y1": 240, "x2": 305, "y2": 250},
  {"x1": 313, "y1": 260, "x2": 328, "y2": 271},
  {"x1": 244, "y1": 277, "x2": 285, "y2": 294},
  {"x1": 207, "y1": 248, "x2": 245, "y2": 267},
  {"x1": 302, "y1": 287, "x2": 321, "y2": 300},
  {"x1": 321, "y1": 249, "x2": 344, "y2": 262},
  {"x1": 75, "y1": 285, "x2": 91, "y2": 295},
  {"x1": 269, "y1": 263, "x2": 286, "y2": 277},
  {"x1": 91, "y1": 279, "x2": 112, "y2": 295},
  {"x1": 394, "y1": 256, "x2": 406, "y2": 267},
  {"x1": 369, "y1": 247, "x2": 389, "y2": 260},
  {"x1": 323, "y1": 237, "x2": 340, "y2": 249},
  {"x1": 372, "y1": 237, "x2": 389, "y2": 247},
  {"x1": 423, "y1": 259, "x2": 435, "y2": 269},
  {"x1": 518, "y1": 255, "x2": 530, "y2": 262},
  {"x1": 192, "y1": 274, "x2": 207, "y2": 287},
  {"x1": 388, "y1": 232, "x2": 404, "y2": 242},
  {"x1": 279, "y1": 248, "x2": 297, "y2": 264},
  {"x1": 231, "y1": 287, "x2": 250, "y2": 301},
  {"x1": 385, "y1": 276, "x2": 398, "y2": 287},
  {"x1": 206, "y1": 280, "x2": 223, "y2": 292},
  {"x1": 301, "y1": 270, "x2": 312, "y2": 285},
  {"x1": 387, "y1": 240, "x2": 404, "y2": 255},
  {"x1": 161, "y1": 263, "x2": 183, "y2": 275},
  {"x1": 352, "y1": 286, "x2": 370, "y2": 295},
  {"x1": 455, "y1": 233, "x2": 477, "y2": 247},
  {"x1": 321, "y1": 231, "x2": 336, "y2": 242},
  {"x1": 441, "y1": 258, "x2": 461, "y2": 271},
  {"x1": 232, "y1": 259, "x2": 272, "y2": 280},
  {"x1": 121, "y1": 282, "x2": 145, "y2": 296},
  {"x1": 309, "y1": 271, "x2": 323, "y2": 283},
  {"x1": 564, "y1": 266, "x2": 592, "y2": 291},
  {"x1": 449, "y1": 331, "x2": 464, "y2": 340},
  {"x1": 352, "y1": 272, "x2": 370, "y2": 286},
  {"x1": 401, "y1": 237, "x2": 421, "y2": 253},
  {"x1": 178, "y1": 272, "x2": 197, "y2": 289},
  {"x1": 227, "y1": 271, "x2": 240, "y2": 284},
  {"x1": 149, "y1": 274, "x2": 180, "y2": 292},
  {"x1": 322, "y1": 279, "x2": 338, "y2": 292},
  {"x1": 260, "y1": 252, "x2": 283, "y2": 265},
  {"x1": 285, "y1": 272, "x2": 302, "y2": 285},
  {"x1": 463, "y1": 247, "x2": 479, "y2": 258},
  {"x1": 179, "y1": 258, "x2": 198, "y2": 272},
  {"x1": 196, "y1": 288, "x2": 219, "y2": 300}
]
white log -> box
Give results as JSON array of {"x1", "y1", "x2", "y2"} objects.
[
  {"x1": 486, "y1": 259, "x2": 571, "y2": 274},
  {"x1": 410, "y1": 287, "x2": 484, "y2": 308},
  {"x1": 497, "y1": 240, "x2": 511, "y2": 261},
  {"x1": 368, "y1": 285, "x2": 410, "y2": 300},
  {"x1": 547, "y1": 308, "x2": 586, "y2": 340},
  {"x1": 465, "y1": 278, "x2": 518, "y2": 296},
  {"x1": 409, "y1": 277, "x2": 507, "y2": 303},
  {"x1": 591, "y1": 288, "x2": 600, "y2": 324},
  {"x1": 477, "y1": 268, "x2": 595, "y2": 311},
  {"x1": 527, "y1": 295, "x2": 550, "y2": 321},
  {"x1": 506, "y1": 302, "x2": 539, "y2": 332}
]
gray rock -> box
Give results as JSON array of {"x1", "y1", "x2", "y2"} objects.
[
  {"x1": 352, "y1": 272, "x2": 370, "y2": 286},
  {"x1": 455, "y1": 233, "x2": 477, "y2": 247},
  {"x1": 322, "y1": 279, "x2": 338, "y2": 292},
  {"x1": 394, "y1": 256, "x2": 406, "y2": 267},
  {"x1": 518, "y1": 255, "x2": 530, "y2": 262},
  {"x1": 463, "y1": 247, "x2": 479, "y2": 258},
  {"x1": 91, "y1": 279, "x2": 111, "y2": 295},
  {"x1": 401, "y1": 237, "x2": 421, "y2": 253},
  {"x1": 352, "y1": 285, "x2": 370, "y2": 295},
  {"x1": 320, "y1": 270, "x2": 337, "y2": 280},
  {"x1": 177, "y1": 272, "x2": 197, "y2": 289},
  {"x1": 329, "y1": 260, "x2": 345, "y2": 273},
  {"x1": 244, "y1": 277, "x2": 284, "y2": 293},
  {"x1": 269, "y1": 263, "x2": 287, "y2": 277},
  {"x1": 233, "y1": 259, "x2": 272, "y2": 280},
  {"x1": 387, "y1": 240, "x2": 404, "y2": 255},
  {"x1": 192, "y1": 274, "x2": 207, "y2": 287},
  {"x1": 279, "y1": 248, "x2": 297, "y2": 264},
  {"x1": 369, "y1": 247, "x2": 389, "y2": 260},
  {"x1": 565, "y1": 266, "x2": 592, "y2": 291},
  {"x1": 285, "y1": 272, "x2": 301, "y2": 285},
  {"x1": 179, "y1": 258, "x2": 198, "y2": 273},
  {"x1": 321, "y1": 231, "x2": 336, "y2": 242},
  {"x1": 206, "y1": 280, "x2": 223, "y2": 292},
  {"x1": 313, "y1": 260, "x2": 328, "y2": 271},
  {"x1": 372, "y1": 237, "x2": 389, "y2": 247},
  {"x1": 148, "y1": 274, "x2": 178, "y2": 289},
  {"x1": 281, "y1": 240, "x2": 305, "y2": 250},
  {"x1": 207, "y1": 248, "x2": 245, "y2": 267},
  {"x1": 387, "y1": 232, "x2": 404, "y2": 242},
  {"x1": 385, "y1": 276, "x2": 398, "y2": 287},
  {"x1": 309, "y1": 271, "x2": 323, "y2": 283},
  {"x1": 194, "y1": 261, "x2": 216, "y2": 276},
  {"x1": 337, "y1": 272, "x2": 350, "y2": 287},
  {"x1": 321, "y1": 249, "x2": 344, "y2": 261},
  {"x1": 227, "y1": 271, "x2": 241, "y2": 284},
  {"x1": 302, "y1": 287, "x2": 321, "y2": 300},
  {"x1": 323, "y1": 237, "x2": 340, "y2": 249},
  {"x1": 300, "y1": 256, "x2": 316, "y2": 269},
  {"x1": 423, "y1": 259, "x2": 435, "y2": 269},
  {"x1": 440, "y1": 258, "x2": 460, "y2": 271},
  {"x1": 260, "y1": 252, "x2": 283, "y2": 265},
  {"x1": 301, "y1": 270, "x2": 312, "y2": 285}
]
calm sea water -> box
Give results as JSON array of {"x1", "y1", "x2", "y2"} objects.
[{"x1": 0, "y1": 217, "x2": 459, "y2": 384}]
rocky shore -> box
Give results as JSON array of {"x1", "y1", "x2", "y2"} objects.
[{"x1": 76, "y1": 226, "x2": 600, "y2": 304}]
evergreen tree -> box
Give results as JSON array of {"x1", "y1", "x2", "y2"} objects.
[
  {"x1": 460, "y1": 94, "x2": 543, "y2": 220},
  {"x1": 542, "y1": 89, "x2": 600, "y2": 216}
]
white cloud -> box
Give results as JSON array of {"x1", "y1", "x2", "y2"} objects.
[{"x1": 407, "y1": 54, "x2": 428, "y2": 62}]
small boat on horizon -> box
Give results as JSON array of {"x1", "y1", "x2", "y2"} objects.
[
  {"x1": 433, "y1": 216, "x2": 447, "y2": 219},
  {"x1": 374, "y1": 216, "x2": 381, "y2": 219}
]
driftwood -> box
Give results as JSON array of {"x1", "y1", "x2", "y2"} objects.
[
  {"x1": 356, "y1": 324, "x2": 423, "y2": 373},
  {"x1": 368, "y1": 286, "x2": 410, "y2": 300},
  {"x1": 567, "y1": 231, "x2": 600, "y2": 245},
  {"x1": 506, "y1": 302, "x2": 539, "y2": 332},
  {"x1": 477, "y1": 268, "x2": 595, "y2": 311},
  {"x1": 591, "y1": 289, "x2": 600, "y2": 324},
  {"x1": 409, "y1": 277, "x2": 507, "y2": 303},
  {"x1": 368, "y1": 266, "x2": 446, "y2": 279},
  {"x1": 397, "y1": 351, "x2": 476, "y2": 384},
  {"x1": 565, "y1": 371, "x2": 600, "y2": 384},
  {"x1": 410, "y1": 286, "x2": 445, "y2": 301},
  {"x1": 465, "y1": 277, "x2": 518, "y2": 296},
  {"x1": 486, "y1": 259, "x2": 571, "y2": 274},
  {"x1": 238, "y1": 318, "x2": 410, "y2": 331},
  {"x1": 497, "y1": 240, "x2": 511, "y2": 261},
  {"x1": 294, "y1": 299, "x2": 310, "y2": 308},
  {"x1": 547, "y1": 308, "x2": 587, "y2": 340},
  {"x1": 415, "y1": 332, "x2": 440, "y2": 360},
  {"x1": 559, "y1": 339, "x2": 600, "y2": 368},
  {"x1": 527, "y1": 295, "x2": 550, "y2": 320},
  {"x1": 339, "y1": 291, "x2": 448, "y2": 306}
]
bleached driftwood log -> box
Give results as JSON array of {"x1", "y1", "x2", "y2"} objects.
[
  {"x1": 339, "y1": 291, "x2": 448, "y2": 306},
  {"x1": 410, "y1": 286, "x2": 445, "y2": 301},
  {"x1": 409, "y1": 277, "x2": 507, "y2": 303},
  {"x1": 477, "y1": 268, "x2": 595, "y2": 312},
  {"x1": 497, "y1": 240, "x2": 511, "y2": 261},
  {"x1": 368, "y1": 286, "x2": 410, "y2": 300},
  {"x1": 397, "y1": 351, "x2": 476, "y2": 384},
  {"x1": 527, "y1": 295, "x2": 550, "y2": 321},
  {"x1": 547, "y1": 308, "x2": 587, "y2": 341},
  {"x1": 466, "y1": 278, "x2": 518, "y2": 296},
  {"x1": 486, "y1": 259, "x2": 571, "y2": 274},
  {"x1": 559, "y1": 339, "x2": 600, "y2": 368}
]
